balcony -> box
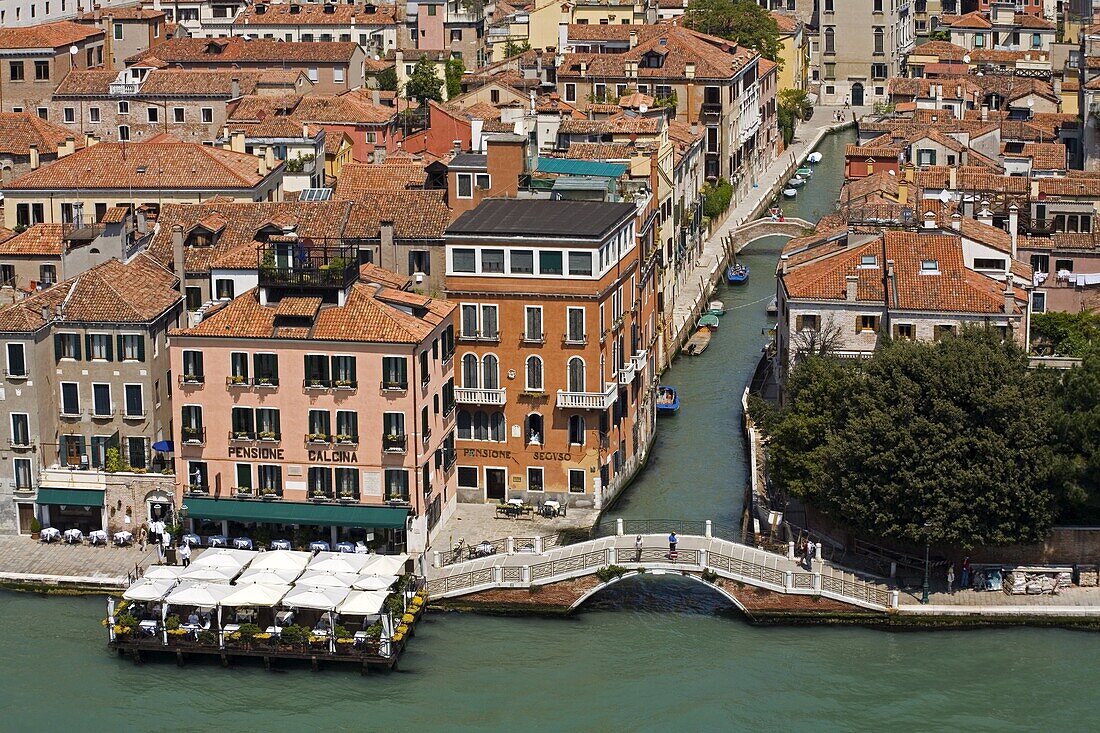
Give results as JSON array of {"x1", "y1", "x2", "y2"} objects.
[
  {"x1": 333, "y1": 380, "x2": 357, "y2": 391},
  {"x1": 309, "y1": 489, "x2": 334, "y2": 503},
  {"x1": 109, "y1": 81, "x2": 142, "y2": 96},
  {"x1": 229, "y1": 431, "x2": 255, "y2": 443},
  {"x1": 303, "y1": 378, "x2": 332, "y2": 391},
  {"x1": 458, "y1": 330, "x2": 500, "y2": 343},
  {"x1": 258, "y1": 243, "x2": 358, "y2": 291},
  {"x1": 185, "y1": 484, "x2": 209, "y2": 496},
  {"x1": 257, "y1": 431, "x2": 281, "y2": 442},
  {"x1": 455, "y1": 387, "x2": 507, "y2": 406},
  {"x1": 617, "y1": 361, "x2": 636, "y2": 385},
  {"x1": 380, "y1": 380, "x2": 408, "y2": 393},
  {"x1": 333, "y1": 434, "x2": 358, "y2": 447},
  {"x1": 631, "y1": 349, "x2": 648, "y2": 374},
  {"x1": 556, "y1": 382, "x2": 618, "y2": 410},
  {"x1": 305, "y1": 433, "x2": 332, "y2": 445},
  {"x1": 179, "y1": 374, "x2": 205, "y2": 387},
  {"x1": 383, "y1": 434, "x2": 407, "y2": 453},
  {"x1": 234, "y1": 486, "x2": 255, "y2": 498},
  {"x1": 181, "y1": 427, "x2": 206, "y2": 446},
  {"x1": 226, "y1": 375, "x2": 249, "y2": 388},
  {"x1": 253, "y1": 376, "x2": 279, "y2": 389}
]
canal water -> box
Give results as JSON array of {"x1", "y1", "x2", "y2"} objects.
[{"x1": 3, "y1": 128, "x2": 1097, "y2": 731}]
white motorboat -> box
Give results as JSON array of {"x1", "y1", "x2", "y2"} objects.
[
  {"x1": 783, "y1": 188, "x2": 798, "y2": 198},
  {"x1": 807, "y1": 152, "x2": 823, "y2": 164},
  {"x1": 788, "y1": 176, "x2": 806, "y2": 188}
]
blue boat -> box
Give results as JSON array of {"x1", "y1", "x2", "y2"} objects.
[
  {"x1": 726, "y1": 262, "x2": 749, "y2": 285},
  {"x1": 656, "y1": 386, "x2": 680, "y2": 414}
]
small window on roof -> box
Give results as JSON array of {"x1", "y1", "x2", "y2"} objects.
[
  {"x1": 921, "y1": 259, "x2": 940, "y2": 273},
  {"x1": 860, "y1": 254, "x2": 877, "y2": 267}
]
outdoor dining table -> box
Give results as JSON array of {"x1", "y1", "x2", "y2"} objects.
[
  {"x1": 269, "y1": 539, "x2": 292, "y2": 550},
  {"x1": 181, "y1": 623, "x2": 204, "y2": 638},
  {"x1": 264, "y1": 626, "x2": 282, "y2": 637},
  {"x1": 309, "y1": 541, "x2": 331, "y2": 552},
  {"x1": 181, "y1": 533, "x2": 201, "y2": 547},
  {"x1": 222, "y1": 623, "x2": 241, "y2": 635},
  {"x1": 208, "y1": 535, "x2": 228, "y2": 548},
  {"x1": 232, "y1": 537, "x2": 253, "y2": 550},
  {"x1": 138, "y1": 620, "x2": 159, "y2": 637},
  {"x1": 63, "y1": 529, "x2": 84, "y2": 544},
  {"x1": 506, "y1": 498, "x2": 524, "y2": 506},
  {"x1": 40, "y1": 527, "x2": 61, "y2": 543},
  {"x1": 336, "y1": 541, "x2": 356, "y2": 553},
  {"x1": 112, "y1": 530, "x2": 133, "y2": 546},
  {"x1": 88, "y1": 530, "x2": 109, "y2": 545}
]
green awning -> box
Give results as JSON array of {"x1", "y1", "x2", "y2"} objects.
[
  {"x1": 36, "y1": 488, "x2": 105, "y2": 507},
  {"x1": 182, "y1": 497, "x2": 409, "y2": 529}
]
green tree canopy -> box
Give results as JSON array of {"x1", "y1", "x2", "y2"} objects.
[
  {"x1": 1049, "y1": 352, "x2": 1100, "y2": 522},
  {"x1": 444, "y1": 57, "x2": 465, "y2": 100},
  {"x1": 405, "y1": 55, "x2": 444, "y2": 106},
  {"x1": 766, "y1": 331, "x2": 1056, "y2": 548},
  {"x1": 1030, "y1": 311, "x2": 1100, "y2": 357},
  {"x1": 682, "y1": 0, "x2": 781, "y2": 63},
  {"x1": 376, "y1": 66, "x2": 398, "y2": 93}
]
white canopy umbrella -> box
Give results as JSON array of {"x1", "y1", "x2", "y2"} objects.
[
  {"x1": 360, "y1": 554, "x2": 409, "y2": 577},
  {"x1": 281, "y1": 584, "x2": 350, "y2": 611},
  {"x1": 236, "y1": 567, "x2": 303, "y2": 585},
  {"x1": 351, "y1": 574, "x2": 396, "y2": 591},
  {"x1": 246, "y1": 550, "x2": 311, "y2": 572},
  {"x1": 165, "y1": 581, "x2": 236, "y2": 609},
  {"x1": 123, "y1": 577, "x2": 177, "y2": 602},
  {"x1": 179, "y1": 564, "x2": 239, "y2": 583},
  {"x1": 297, "y1": 570, "x2": 358, "y2": 588},
  {"x1": 221, "y1": 583, "x2": 292, "y2": 608},
  {"x1": 336, "y1": 590, "x2": 390, "y2": 616},
  {"x1": 142, "y1": 565, "x2": 186, "y2": 580},
  {"x1": 190, "y1": 548, "x2": 256, "y2": 570},
  {"x1": 306, "y1": 552, "x2": 374, "y2": 574}
]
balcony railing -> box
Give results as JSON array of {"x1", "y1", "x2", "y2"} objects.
[
  {"x1": 109, "y1": 81, "x2": 142, "y2": 95},
  {"x1": 617, "y1": 362, "x2": 636, "y2": 385},
  {"x1": 556, "y1": 382, "x2": 618, "y2": 410},
  {"x1": 258, "y1": 243, "x2": 358, "y2": 291},
  {"x1": 333, "y1": 379, "x2": 357, "y2": 391},
  {"x1": 181, "y1": 427, "x2": 206, "y2": 445},
  {"x1": 333, "y1": 434, "x2": 358, "y2": 446},
  {"x1": 179, "y1": 374, "x2": 205, "y2": 386},
  {"x1": 380, "y1": 380, "x2": 408, "y2": 393},
  {"x1": 253, "y1": 376, "x2": 279, "y2": 389},
  {"x1": 257, "y1": 431, "x2": 281, "y2": 442},
  {"x1": 226, "y1": 375, "x2": 249, "y2": 388},
  {"x1": 305, "y1": 433, "x2": 332, "y2": 445},
  {"x1": 229, "y1": 431, "x2": 255, "y2": 442},
  {"x1": 632, "y1": 349, "x2": 648, "y2": 374},
  {"x1": 455, "y1": 387, "x2": 507, "y2": 405},
  {"x1": 234, "y1": 486, "x2": 255, "y2": 498},
  {"x1": 303, "y1": 379, "x2": 332, "y2": 391},
  {"x1": 383, "y1": 434, "x2": 407, "y2": 453},
  {"x1": 185, "y1": 484, "x2": 209, "y2": 496}
]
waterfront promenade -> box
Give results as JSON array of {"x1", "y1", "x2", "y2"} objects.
[{"x1": 0, "y1": 535, "x2": 154, "y2": 590}]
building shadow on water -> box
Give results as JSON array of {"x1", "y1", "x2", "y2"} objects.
[{"x1": 575, "y1": 573, "x2": 743, "y2": 620}]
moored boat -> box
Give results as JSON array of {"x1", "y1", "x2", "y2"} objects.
[
  {"x1": 783, "y1": 188, "x2": 797, "y2": 198},
  {"x1": 684, "y1": 328, "x2": 712, "y2": 356},
  {"x1": 726, "y1": 262, "x2": 749, "y2": 285},
  {"x1": 788, "y1": 176, "x2": 806, "y2": 188},
  {"x1": 699, "y1": 313, "x2": 720, "y2": 330},
  {"x1": 656, "y1": 386, "x2": 680, "y2": 414},
  {"x1": 796, "y1": 166, "x2": 813, "y2": 178},
  {"x1": 766, "y1": 297, "x2": 778, "y2": 316},
  {"x1": 707, "y1": 299, "x2": 726, "y2": 316},
  {"x1": 807, "y1": 151, "x2": 823, "y2": 164}
]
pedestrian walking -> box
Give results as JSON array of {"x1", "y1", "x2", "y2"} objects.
[
  {"x1": 138, "y1": 526, "x2": 147, "y2": 551},
  {"x1": 634, "y1": 535, "x2": 643, "y2": 562},
  {"x1": 178, "y1": 541, "x2": 192, "y2": 568},
  {"x1": 805, "y1": 540, "x2": 816, "y2": 570},
  {"x1": 961, "y1": 556, "x2": 971, "y2": 590},
  {"x1": 947, "y1": 565, "x2": 955, "y2": 594},
  {"x1": 156, "y1": 537, "x2": 166, "y2": 563},
  {"x1": 668, "y1": 531, "x2": 678, "y2": 557},
  {"x1": 844, "y1": 96, "x2": 850, "y2": 109}
]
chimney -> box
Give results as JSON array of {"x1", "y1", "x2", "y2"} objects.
[
  {"x1": 372, "y1": 89, "x2": 380, "y2": 105},
  {"x1": 1031, "y1": 179, "x2": 1040, "y2": 199},
  {"x1": 629, "y1": 29, "x2": 638, "y2": 49},
  {"x1": 302, "y1": 123, "x2": 310, "y2": 139},
  {"x1": 1009, "y1": 203, "x2": 1019, "y2": 259},
  {"x1": 41, "y1": 306, "x2": 50, "y2": 324},
  {"x1": 923, "y1": 211, "x2": 937, "y2": 229},
  {"x1": 978, "y1": 202, "x2": 993, "y2": 226},
  {"x1": 264, "y1": 145, "x2": 275, "y2": 170},
  {"x1": 28, "y1": 144, "x2": 40, "y2": 171},
  {"x1": 904, "y1": 163, "x2": 915, "y2": 183},
  {"x1": 948, "y1": 166, "x2": 957, "y2": 190},
  {"x1": 453, "y1": 139, "x2": 462, "y2": 155},
  {"x1": 845, "y1": 274, "x2": 858, "y2": 302},
  {"x1": 950, "y1": 212, "x2": 961, "y2": 230},
  {"x1": 380, "y1": 220, "x2": 394, "y2": 251},
  {"x1": 580, "y1": 60, "x2": 588, "y2": 76},
  {"x1": 981, "y1": 104, "x2": 988, "y2": 122},
  {"x1": 58, "y1": 136, "x2": 76, "y2": 158},
  {"x1": 230, "y1": 130, "x2": 246, "y2": 153},
  {"x1": 897, "y1": 178, "x2": 908, "y2": 205},
  {"x1": 231, "y1": 76, "x2": 241, "y2": 99},
  {"x1": 685, "y1": 62, "x2": 696, "y2": 80},
  {"x1": 258, "y1": 152, "x2": 269, "y2": 176},
  {"x1": 1003, "y1": 281, "x2": 1014, "y2": 314},
  {"x1": 171, "y1": 225, "x2": 185, "y2": 289}
]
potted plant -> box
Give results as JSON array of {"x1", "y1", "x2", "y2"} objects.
[
  {"x1": 165, "y1": 615, "x2": 181, "y2": 631},
  {"x1": 334, "y1": 433, "x2": 353, "y2": 444},
  {"x1": 236, "y1": 622, "x2": 261, "y2": 648},
  {"x1": 278, "y1": 624, "x2": 308, "y2": 650},
  {"x1": 260, "y1": 486, "x2": 278, "y2": 499},
  {"x1": 308, "y1": 432, "x2": 328, "y2": 443},
  {"x1": 255, "y1": 376, "x2": 273, "y2": 386},
  {"x1": 258, "y1": 430, "x2": 277, "y2": 441},
  {"x1": 29, "y1": 516, "x2": 41, "y2": 540},
  {"x1": 234, "y1": 431, "x2": 251, "y2": 440},
  {"x1": 228, "y1": 374, "x2": 246, "y2": 385}
]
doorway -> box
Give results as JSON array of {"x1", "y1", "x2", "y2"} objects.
[
  {"x1": 851, "y1": 82, "x2": 864, "y2": 107},
  {"x1": 485, "y1": 468, "x2": 507, "y2": 502}
]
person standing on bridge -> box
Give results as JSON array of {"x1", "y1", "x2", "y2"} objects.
[
  {"x1": 668, "y1": 532, "x2": 678, "y2": 558},
  {"x1": 804, "y1": 540, "x2": 816, "y2": 571},
  {"x1": 635, "y1": 535, "x2": 643, "y2": 562}
]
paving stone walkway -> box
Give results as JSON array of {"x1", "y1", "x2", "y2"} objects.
[{"x1": 0, "y1": 534, "x2": 157, "y2": 588}]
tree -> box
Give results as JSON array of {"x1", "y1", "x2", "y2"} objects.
[
  {"x1": 1049, "y1": 353, "x2": 1100, "y2": 522},
  {"x1": 376, "y1": 66, "x2": 398, "y2": 93},
  {"x1": 766, "y1": 330, "x2": 1056, "y2": 548},
  {"x1": 444, "y1": 57, "x2": 465, "y2": 100},
  {"x1": 777, "y1": 88, "x2": 811, "y2": 145},
  {"x1": 503, "y1": 40, "x2": 531, "y2": 58},
  {"x1": 405, "y1": 55, "x2": 444, "y2": 106},
  {"x1": 1030, "y1": 311, "x2": 1100, "y2": 357},
  {"x1": 682, "y1": 0, "x2": 781, "y2": 63}
]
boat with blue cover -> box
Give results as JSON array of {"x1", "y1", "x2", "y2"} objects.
[{"x1": 726, "y1": 262, "x2": 749, "y2": 285}]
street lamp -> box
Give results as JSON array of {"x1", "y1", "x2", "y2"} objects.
[{"x1": 921, "y1": 520, "x2": 933, "y2": 605}]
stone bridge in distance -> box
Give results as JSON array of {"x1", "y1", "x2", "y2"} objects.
[
  {"x1": 730, "y1": 217, "x2": 815, "y2": 253},
  {"x1": 426, "y1": 519, "x2": 897, "y2": 615}
]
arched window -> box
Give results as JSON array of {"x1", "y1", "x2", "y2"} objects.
[
  {"x1": 473, "y1": 410, "x2": 489, "y2": 441},
  {"x1": 527, "y1": 413, "x2": 544, "y2": 444},
  {"x1": 457, "y1": 409, "x2": 472, "y2": 440},
  {"x1": 567, "y1": 357, "x2": 586, "y2": 393},
  {"x1": 461, "y1": 353, "x2": 479, "y2": 388},
  {"x1": 568, "y1": 415, "x2": 585, "y2": 445},
  {"x1": 490, "y1": 411, "x2": 506, "y2": 441},
  {"x1": 482, "y1": 354, "x2": 499, "y2": 389},
  {"x1": 824, "y1": 27, "x2": 835, "y2": 54},
  {"x1": 525, "y1": 355, "x2": 543, "y2": 391}
]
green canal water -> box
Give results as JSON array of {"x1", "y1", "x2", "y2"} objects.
[{"x1": 2, "y1": 128, "x2": 1097, "y2": 731}]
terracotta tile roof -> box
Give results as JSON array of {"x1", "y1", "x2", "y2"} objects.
[
  {"x1": 955, "y1": 217, "x2": 1012, "y2": 252},
  {"x1": 583, "y1": 102, "x2": 622, "y2": 115},
  {"x1": 5, "y1": 141, "x2": 271, "y2": 191},
  {"x1": 783, "y1": 231, "x2": 1025, "y2": 314},
  {"x1": 344, "y1": 191, "x2": 449, "y2": 239},
  {"x1": 324, "y1": 130, "x2": 352, "y2": 154},
  {"x1": 946, "y1": 11, "x2": 992, "y2": 29},
  {"x1": 360, "y1": 262, "x2": 410, "y2": 289},
  {"x1": 234, "y1": 3, "x2": 399, "y2": 26},
  {"x1": 273, "y1": 296, "x2": 322, "y2": 317},
  {"x1": 910, "y1": 40, "x2": 969, "y2": 61},
  {"x1": 181, "y1": 283, "x2": 452, "y2": 343},
  {"x1": 0, "y1": 254, "x2": 178, "y2": 333},
  {"x1": 559, "y1": 26, "x2": 758, "y2": 82},
  {"x1": 0, "y1": 20, "x2": 102, "y2": 49},
  {"x1": 559, "y1": 113, "x2": 661, "y2": 136},
  {"x1": 769, "y1": 11, "x2": 799, "y2": 34},
  {"x1": 1024, "y1": 232, "x2": 1100, "y2": 251},
  {"x1": 845, "y1": 143, "x2": 902, "y2": 158},
  {"x1": 126, "y1": 37, "x2": 358, "y2": 65},
  {"x1": 915, "y1": 166, "x2": 1029, "y2": 193},
  {"x1": 209, "y1": 243, "x2": 258, "y2": 269},
  {"x1": 566, "y1": 142, "x2": 635, "y2": 160},
  {"x1": 229, "y1": 94, "x2": 395, "y2": 126},
  {"x1": 80, "y1": 6, "x2": 165, "y2": 20},
  {"x1": 1037, "y1": 177, "x2": 1100, "y2": 197},
  {"x1": 1013, "y1": 13, "x2": 1055, "y2": 29},
  {"x1": 566, "y1": 24, "x2": 665, "y2": 42},
  {"x1": 0, "y1": 224, "x2": 64, "y2": 256},
  {"x1": 969, "y1": 48, "x2": 1041, "y2": 63},
  {"x1": 1020, "y1": 142, "x2": 1067, "y2": 169},
  {"x1": 841, "y1": 170, "x2": 900, "y2": 201},
  {"x1": 447, "y1": 100, "x2": 503, "y2": 121},
  {"x1": 334, "y1": 161, "x2": 427, "y2": 195},
  {"x1": 0, "y1": 113, "x2": 79, "y2": 156},
  {"x1": 481, "y1": 120, "x2": 516, "y2": 133},
  {"x1": 100, "y1": 205, "x2": 130, "y2": 224}
]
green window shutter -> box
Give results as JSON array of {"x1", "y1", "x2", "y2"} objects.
[
  {"x1": 74, "y1": 336, "x2": 81, "y2": 361},
  {"x1": 106, "y1": 336, "x2": 114, "y2": 361},
  {"x1": 54, "y1": 333, "x2": 62, "y2": 363},
  {"x1": 116, "y1": 334, "x2": 125, "y2": 360},
  {"x1": 85, "y1": 334, "x2": 92, "y2": 358},
  {"x1": 136, "y1": 336, "x2": 146, "y2": 362}
]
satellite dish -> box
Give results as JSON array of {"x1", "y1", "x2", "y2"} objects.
[
  {"x1": 69, "y1": 45, "x2": 79, "y2": 55},
  {"x1": 1027, "y1": 99, "x2": 1034, "y2": 108},
  {"x1": 888, "y1": 169, "x2": 896, "y2": 176},
  {"x1": 639, "y1": 103, "x2": 648, "y2": 113},
  {"x1": 963, "y1": 54, "x2": 970, "y2": 64},
  {"x1": 374, "y1": 54, "x2": 380, "y2": 61},
  {"x1": 938, "y1": 189, "x2": 952, "y2": 203}
]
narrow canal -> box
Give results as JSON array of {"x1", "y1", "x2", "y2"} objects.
[{"x1": 2, "y1": 128, "x2": 1097, "y2": 731}]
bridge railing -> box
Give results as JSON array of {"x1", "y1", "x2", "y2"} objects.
[
  {"x1": 592, "y1": 519, "x2": 741, "y2": 542},
  {"x1": 436, "y1": 534, "x2": 563, "y2": 569}
]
